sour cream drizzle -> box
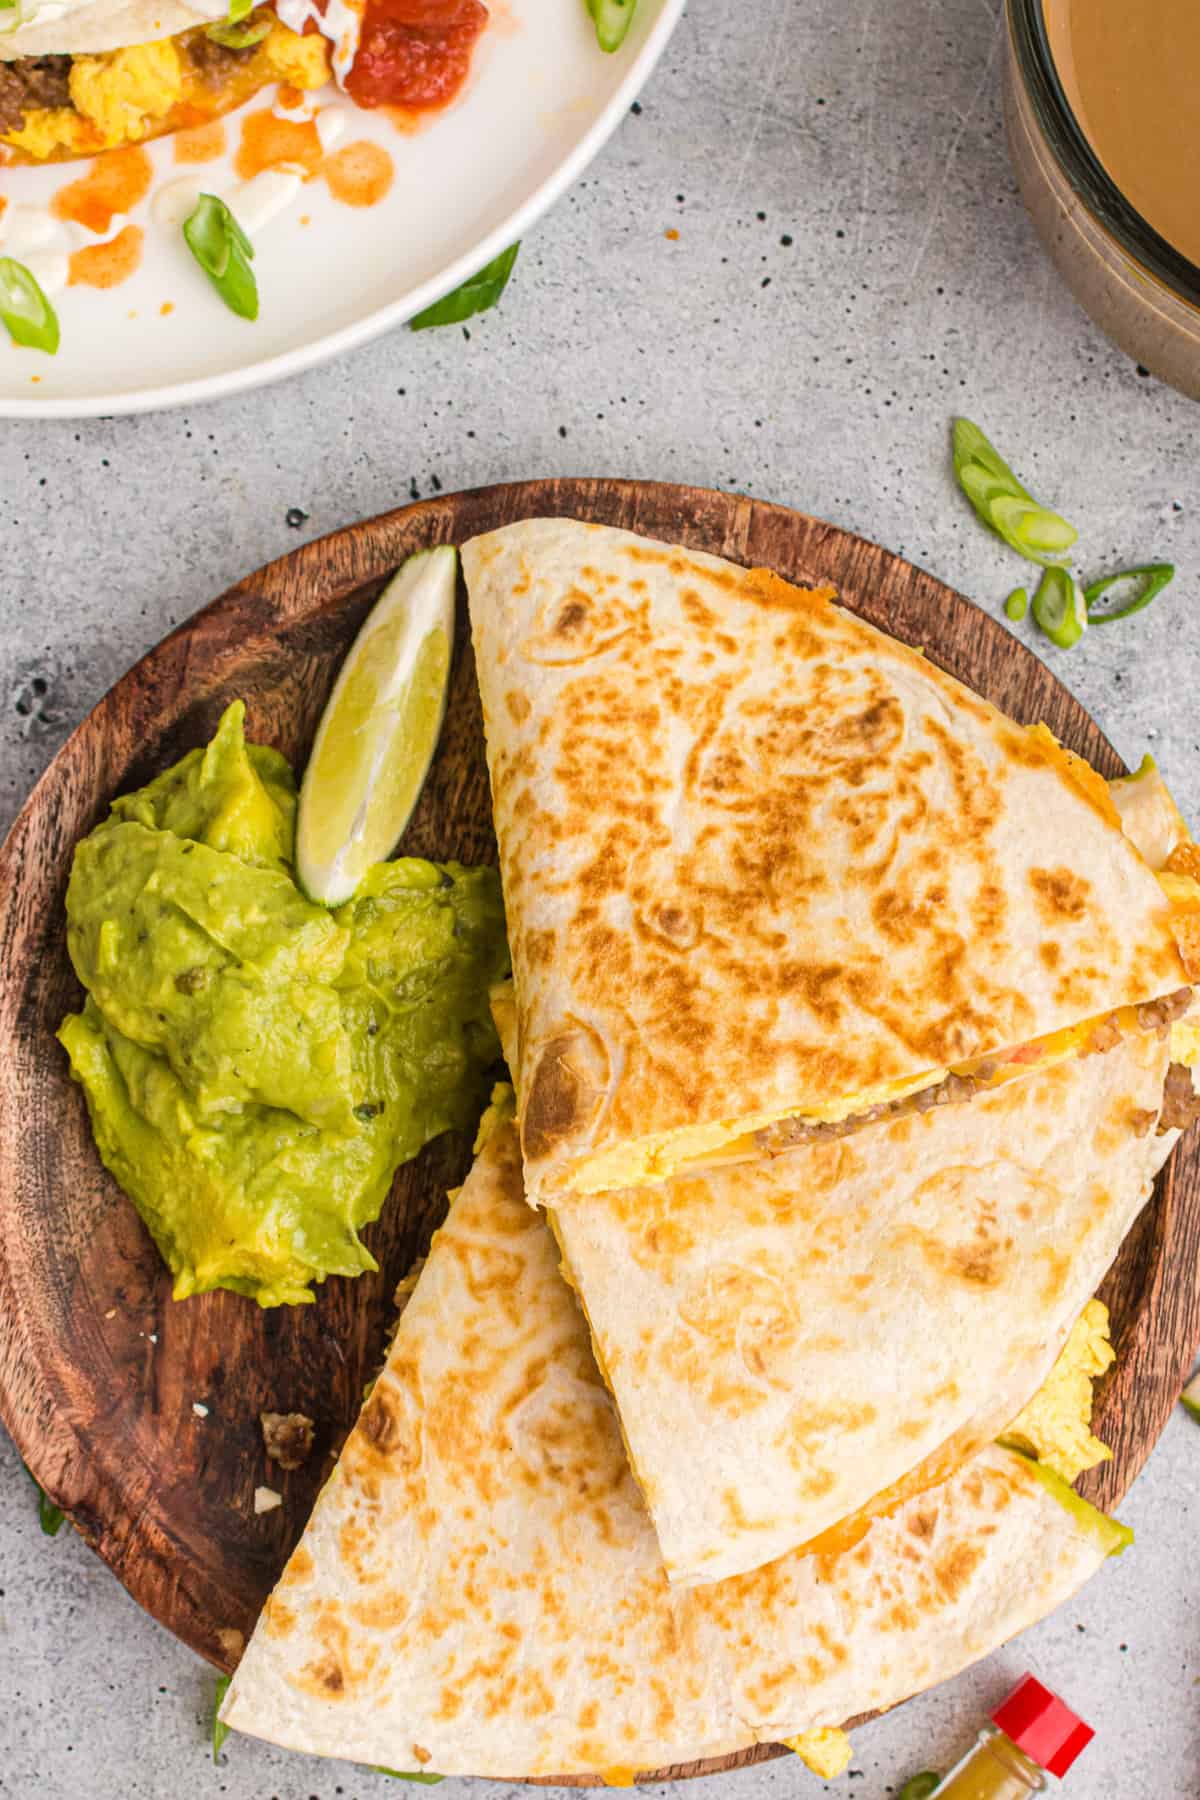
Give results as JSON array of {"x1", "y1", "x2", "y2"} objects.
[
  {"x1": 153, "y1": 105, "x2": 347, "y2": 240},
  {"x1": 0, "y1": 203, "x2": 80, "y2": 298}
]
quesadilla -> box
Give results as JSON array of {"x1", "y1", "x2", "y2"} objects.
[
  {"x1": 463, "y1": 518, "x2": 1194, "y2": 1209},
  {"x1": 491, "y1": 980, "x2": 1172, "y2": 1583},
  {"x1": 0, "y1": 2, "x2": 330, "y2": 163},
  {"x1": 221, "y1": 1110, "x2": 1132, "y2": 1779}
]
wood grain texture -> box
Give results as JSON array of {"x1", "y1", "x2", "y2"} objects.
[{"x1": 1, "y1": 479, "x2": 1197, "y2": 1784}]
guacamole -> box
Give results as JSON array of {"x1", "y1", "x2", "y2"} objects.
[{"x1": 58, "y1": 702, "x2": 509, "y2": 1307}]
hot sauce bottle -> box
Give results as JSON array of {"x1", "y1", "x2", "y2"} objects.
[{"x1": 909, "y1": 1675, "x2": 1094, "y2": 1798}]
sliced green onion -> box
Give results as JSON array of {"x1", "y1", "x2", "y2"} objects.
[
  {"x1": 989, "y1": 494, "x2": 1077, "y2": 558},
  {"x1": 1004, "y1": 586, "x2": 1028, "y2": 622},
  {"x1": 183, "y1": 194, "x2": 258, "y2": 321},
  {"x1": 898, "y1": 1777, "x2": 942, "y2": 1800},
  {"x1": 1181, "y1": 1371, "x2": 1200, "y2": 1422},
  {"x1": 585, "y1": 0, "x2": 636, "y2": 52},
  {"x1": 409, "y1": 242, "x2": 519, "y2": 331},
  {"x1": 205, "y1": 13, "x2": 270, "y2": 44},
  {"x1": 1084, "y1": 561, "x2": 1175, "y2": 625},
  {"x1": 212, "y1": 1674, "x2": 231, "y2": 1762},
  {"x1": 25, "y1": 1465, "x2": 65, "y2": 1536},
  {"x1": 952, "y1": 417, "x2": 1077, "y2": 566},
  {"x1": 373, "y1": 1770, "x2": 446, "y2": 1783},
  {"x1": 0, "y1": 258, "x2": 60, "y2": 354},
  {"x1": 37, "y1": 1488, "x2": 65, "y2": 1536},
  {"x1": 1032, "y1": 565, "x2": 1087, "y2": 649}
]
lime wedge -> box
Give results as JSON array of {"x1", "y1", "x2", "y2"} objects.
[{"x1": 296, "y1": 545, "x2": 456, "y2": 906}]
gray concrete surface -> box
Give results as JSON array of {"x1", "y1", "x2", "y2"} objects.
[{"x1": 2, "y1": 0, "x2": 1198, "y2": 1793}]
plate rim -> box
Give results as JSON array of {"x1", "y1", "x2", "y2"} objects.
[
  {"x1": 0, "y1": 0, "x2": 686, "y2": 421},
  {"x1": 2, "y1": 476, "x2": 1197, "y2": 1784}
]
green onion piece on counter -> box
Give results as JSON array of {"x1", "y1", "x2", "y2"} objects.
[
  {"x1": 897, "y1": 1776, "x2": 942, "y2": 1800},
  {"x1": 1084, "y1": 561, "x2": 1175, "y2": 625},
  {"x1": 952, "y1": 417, "x2": 1077, "y2": 566},
  {"x1": 25, "y1": 1465, "x2": 65, "y2": 1536},
  {"x1": 585, "y1": 0, "x2": 637, "y2": 52},
  {"x1": 0, "y1": 257, "x2": 60, "y2": 353},
  {"x1": 183, "y1": 194, "x2": 258, "y2": 321},
  {"x1": 211, "y1": 1674, "x2": 231, "y2": 1762},
  {"x1": 37, "y1": 1488, "x2": 65, "y2": 1536},
  {"x1": 1181, "y1": 1371, "x2": 1200, "y2": 1421},
  {"x1": 1031, "y1": 565, "x2": 1087, "y2": 649},
  {"x1": 409, "y1": 242, "x2": 519, "y2": 330},
  {"x1": 1004, "y1": 586, "x2": 1028, "y2": 622},
  {"x1": 206, "y1": 14, "x2": 270, "y2": 44},
  {"x1": 373, "y1": 1770, "x2": 446, "y2": 1783}
]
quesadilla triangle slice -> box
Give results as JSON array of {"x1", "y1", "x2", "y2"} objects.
[
  {"x1": 221, "y1": 1113, "x2": 1132, "y2": 1780},
  {"x1": 490, "y1": 980, "x2": 1170, "y2": 1583},
  {"x1": 462, "y1": 518, "x2": 1194, "y2": 1208}
]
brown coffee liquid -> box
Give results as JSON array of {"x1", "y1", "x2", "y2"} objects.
[{"x1": 1045, "y1": 0, "x2": 1200, "y2": 268}]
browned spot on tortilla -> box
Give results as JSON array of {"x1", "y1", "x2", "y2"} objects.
[
  {"x1": 437, "y1": 1687, "x2": 464, "y2": 1721},
  {"x1": 523, "y1": 1024, "x2": 609, "y2": 1161},
  {"x1": 1030, "y1": 865, "x2": 1092, "y2": 923},
  {"x1": 359, "y1": 1385, "x2": 408, "y2": 1459},
  {"x1": 263, "y1": 1597, "x2": 297, "y2": 1639},
  {"x1": 934, "y1": 1541, "x2": 985, "y2": 1601},
  {"x1": 302, "y1": 1652, "x2": 344, "y2": 1696},
  {"x1": 284, "y1": 1544, "x2": 314, "y2": 1584},
  {"x1": 884, "y1": 1599, "x2": 919, "y2": 1632}
]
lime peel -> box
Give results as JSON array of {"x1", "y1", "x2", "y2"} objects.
[{"x1": 296, "y1": 546, "x2": 457, "y2": 906}]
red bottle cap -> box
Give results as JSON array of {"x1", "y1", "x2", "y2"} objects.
[{"x1": 990, "y1": 1674, "x2": 1094, "y2": 1778}]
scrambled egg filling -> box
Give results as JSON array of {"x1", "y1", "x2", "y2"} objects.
[
  {"x1": 3, "y1": 20, "x2": 329, "y2": 160},
  {"x1": 569, "y1": 1071, "x2": 950, "y2": 1196},
  {"x1": 1001, "y1": 1299, "x2": 1115, "y2": 1483},
  {"x1": 785, "y1": 1729, "x2": 853, "y2": 1779}
]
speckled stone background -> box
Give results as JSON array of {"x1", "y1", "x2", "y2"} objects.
[{"x1": 2, "y1": 0, "x2": 1198, "y2": 1793}]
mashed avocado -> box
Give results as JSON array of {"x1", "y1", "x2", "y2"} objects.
[{"x1": 58, "y1": 702, "x2": 509, "y2": 1307}]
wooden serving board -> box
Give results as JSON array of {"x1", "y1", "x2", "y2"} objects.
[{"x1": 1, "y1": 479, "x2": 1198, "y2": 1785}]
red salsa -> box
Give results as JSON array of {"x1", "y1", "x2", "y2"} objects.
[{"x1": 344, "y1": 0, "x2": 489, "y2": 111}]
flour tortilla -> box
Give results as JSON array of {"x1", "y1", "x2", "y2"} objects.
[
  {"x1": 221, "y1": 1121, "x2": 1129, "y2": 1779},
  {"x1": 555, "y1": 1032, "x2": 1169, "y2": 1585},
  {"x1": 489, "y1": 981, "x2": 1168, "y2": 1583},
  {"x1": 463, "y1": 518, "x2": 1185, "y2": 1207},
  {"x1": 0, "y1": 0, "x2": 223, "y2": 58}
]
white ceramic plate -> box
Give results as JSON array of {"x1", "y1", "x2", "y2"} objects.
[{"x1": 0, "y1": 0, "x2": 684, "y2": 417}]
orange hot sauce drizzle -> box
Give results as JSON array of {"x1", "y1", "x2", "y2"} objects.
[
  {"x1": 235, "y1": 108, "x2": 326, "y2": 180},
  {"x1": 53, "y1": 146, "x2": 153, "y2": 235},
  {"x1": 173, "y1": 121, "x2": 228, "y2": 164},
  {"x1": 323, "y1": 140, "x2": 394, "y2": 206},
  {"x1": 69, "y1": 224, "x2": 145, "y2": 289}
]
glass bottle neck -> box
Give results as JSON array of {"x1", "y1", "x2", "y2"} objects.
[{"x1": 935, "y1": 1726, "x2": 1049, "y2": 1799}]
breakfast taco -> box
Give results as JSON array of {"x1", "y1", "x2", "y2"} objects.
[
  {"x1": 0, "y1": 0, "x2": 331, "y2": 163},
  {"x1": 0, "y1": 0, "x2": 488, "y2": 164}
]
